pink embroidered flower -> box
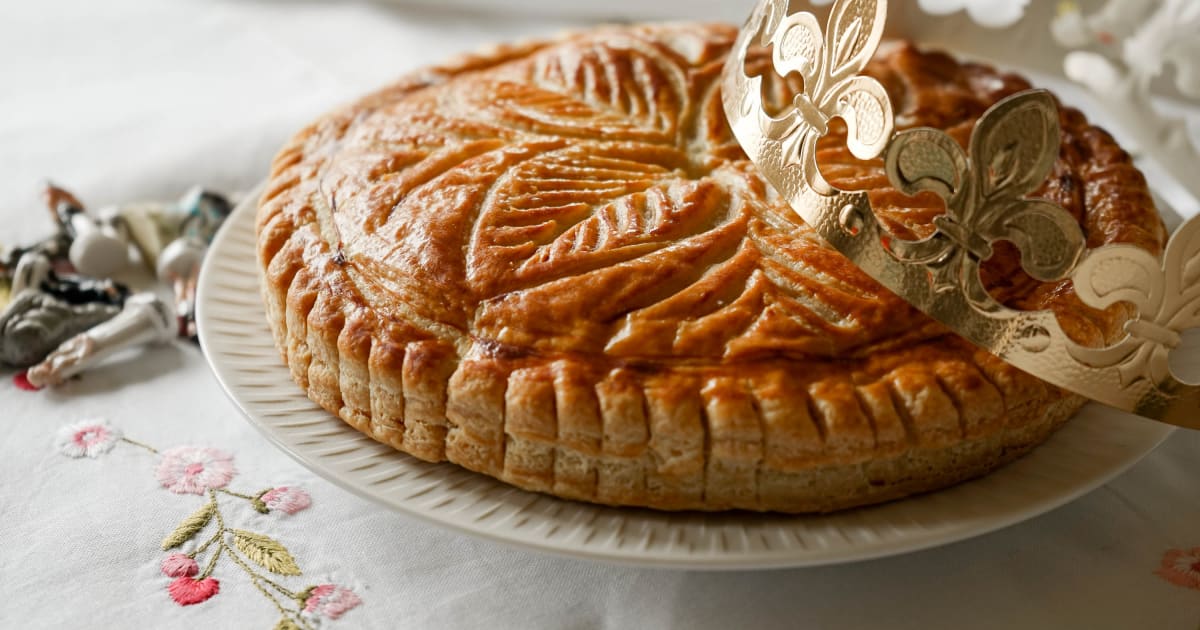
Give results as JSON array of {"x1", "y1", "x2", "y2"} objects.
[
  {"x1": 161, "y1": 553, "x2": 199, "y2": 578},
  {"x1": 168, "y1": 576, "x2": 220, "y2": 605},
  {"x1": 260, "y1": 486, "x2": 312, "y2": 515},
  {"x1": 302, "y1": 584, "x2": 362, "y2": 620},
  {"x1": 54, "y1": 420, "x2": 122, "y2": 458},
  {"x1": 156, "y1": 446, "x2": 236, "y2": 494},
  {"x1": 1156, "y1": 547, "x2": 1200, "y2": 590}
]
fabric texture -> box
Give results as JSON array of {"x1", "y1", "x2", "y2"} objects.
[{"x1": 3, "y1": 1, "x2": 1200, "y2": 628}]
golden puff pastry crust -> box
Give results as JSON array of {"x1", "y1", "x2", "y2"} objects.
[{"x1": 256, "y1": 23, "x2": 1165, "y2": 512}]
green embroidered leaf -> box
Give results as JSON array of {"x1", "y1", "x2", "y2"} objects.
[
  {"x1": 231, "y1": 529, "x2": 301, "y2": 576},
  {"x1": 161, "y1": 501, "x2": 215, "y2": 550},
  {"x1": 273, "y1": 618, "x2": 301, "y2": 630}
]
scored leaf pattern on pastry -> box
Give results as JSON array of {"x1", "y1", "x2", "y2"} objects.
[
  {"x1": 476, "y1": 36, "x2": 925, "y2": 358},
  {"x1": 318, "y1": 24, "x2": 1119, "y2": 366},
  {"x1": 321, "y1": 26, "x2": 929, "y2": 361}
]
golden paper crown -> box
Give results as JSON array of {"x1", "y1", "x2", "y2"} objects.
[{"x1": 721, "y1": 0, "x2": 1200, "y2": 429}]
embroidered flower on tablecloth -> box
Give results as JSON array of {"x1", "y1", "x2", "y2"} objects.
[
  {"x1": 54, "y1": 419, "x2": 123, "y2": 458},
  {"x1": 161, "y1": 553, "x2": 200, "y2": 578},
  {"x1": 301, "y1": 584, "x2": 363, "y2": 621},
  {"x1": 1156, "y1": 547, "x2": 1200, "y2": 590},
  {"x1": 156, "y1": 446, "x2": 237, "y2": 494},
  {"x1": 56, "y1": 421, "x2": 364, "y2": 628},
  {"x1": 168, "y1": 576, "x2": 221, "y2": 606},
  {"x1": 259, "y1": 486, "x2": 312, "y2": 516}
]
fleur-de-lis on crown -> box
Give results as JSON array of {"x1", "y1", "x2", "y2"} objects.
[
  {"x1": 1071, "y1": 215, "x2": 1200, "y2": 387},
  {"x1": 752, "y1": 0, "x2": 894, "y2": 194},
  {"x1": 883, "y1": 90, "x2": 1087, "y2": 301}
]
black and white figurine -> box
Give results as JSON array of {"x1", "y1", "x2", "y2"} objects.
[{"x1": 11, "y1": 251, "x2": 129, "y2": 307}]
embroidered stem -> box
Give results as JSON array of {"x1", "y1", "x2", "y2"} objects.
[
  {"x1": 216, "y1": 488, "x2": 257, "y2": 501},
  {"x1": 209, "y1": 490, "x2": 226, "y2": 528},
  {"x1": 258, "y1": 572, "x2": 299, "y2": 600},
  {"x1": 191, "y1": 529, "x2": 222, "y2": 558},
  {"x1": 120, "y1": 437, "x2": 159, "y2": 454},
  {"x1": 199, "y1": 540, "x2": 223, "y2": 579}
]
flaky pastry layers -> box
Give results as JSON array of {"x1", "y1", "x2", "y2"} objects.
[{"x1": 257, "y1": 23, "x2": 1165, "y2": 512}]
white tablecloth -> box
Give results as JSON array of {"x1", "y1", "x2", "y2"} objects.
[{"x1": 4, "y1": 1, "x2": 1200, "y2": 628}]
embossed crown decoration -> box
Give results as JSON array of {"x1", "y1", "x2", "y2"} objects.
[{"x1": 722, "y1": 0, "x2": 1200, "y2": 428}]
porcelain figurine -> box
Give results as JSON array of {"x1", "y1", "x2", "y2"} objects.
[
  {"x1": 11, "y1": 251, "x2": 129, "y2": 306},
  {"x1": 111, "y1": 201, "x2": 172, "y2": 271},
  {"x1": 45, "y1": 183, "x2": 132, "y2": 278},
  {"x1": 25, "y1": 293, "x2": 173, "y2": 387},
  {"x1": 0, "y1": 289, "x2": 121, "y2": 367},
  {"x1": 153, "y1": 187, "x2": 232, "y2": 339},
  {"x1": 0, "y1": 186, "x2": 76, "y2": 283},
  {"x1": 157, "y1": 237, "x2": 205, "y2": 340},
  {"x1": 176, "y1": 186, "x2": 234, "y2": 243},
  {"x1": 116, "y1": 186, "x2": 233, "y2": 273}
]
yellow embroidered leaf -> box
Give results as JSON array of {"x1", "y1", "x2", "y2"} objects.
[
  {"x1": 231, "y1": 529, "x2": 301, "y2": 576},
  {"x1": 273, "y1": 618, "x2": 301, "y2": 630},
  {"x1": 160, "y1": 501, "x2": 215, "y2": 550}
]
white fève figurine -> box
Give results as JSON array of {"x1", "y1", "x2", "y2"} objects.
[
  {"x1": 45, "y1": 183, "x2": 132, "y2": 279},
  {"x1": 152, "y1": 187, "x2": 233, "y2": 339},
  {"x1": 157, "y1": 236, "x2": 206, "y2": 339},
  {"x1": 25, "y1": 292, "x2": 173, "y2": 387}
]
